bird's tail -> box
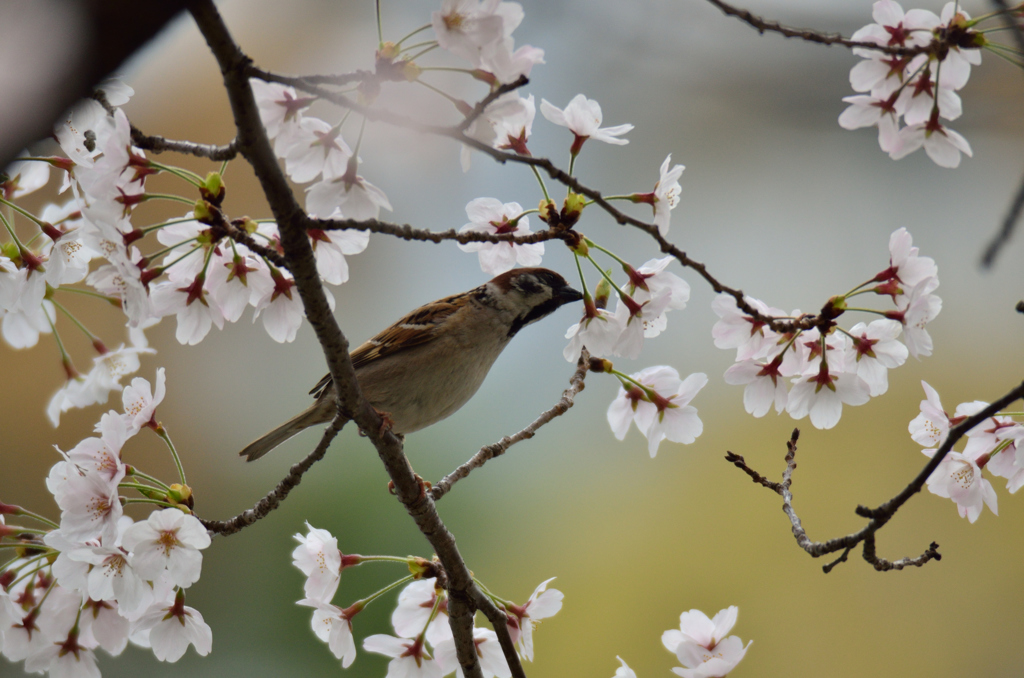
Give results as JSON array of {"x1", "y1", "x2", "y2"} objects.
[{"x1": 239, "y1": 403, "x2": 337, "y2": 462}]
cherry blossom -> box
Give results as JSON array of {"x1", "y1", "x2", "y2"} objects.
[
  {"x1": 786, "y1": 335, "x2": 870, "y2": 430},
  {"x1": 887, "y1": 277, "x2": 941, "y2": 358},
  {"x1": 987, "y1": 426, "x2": 1024, "y2": 493},
  {"x1": 500, "y1": 578, "x2": 563, "y2": 662},
  {"x1": 563, "y1": 302, "x2": 622, "y2": 362},
  {"x1": 908, "y1": 381, "x2": 980, "y2": 447},
  {"x1": 292, "y1": 522, "x2": 342, "y2": 603},
  {"x1": 47, "y1": 340, "x2": 154, "y2": 427},
  {"x1": 608, "y1": 367, "x2": 707, "y2": 456},
  {"x1": 923, "y1": 449, "x2": 997, "y2": 523},
  {"x1": 624, "y1": 256, "x2": 690, "y2": 338},
  {"x1": 2, "y1": 155, "x2": 50, "y2": 199},
  {"x1": 363, "y1": 633, "x2": 443, "y2": 678},
  {"x1": 663, "y1": 606, "x2": 751, "y2": 678},
  {"x1": 283, "y1": 117, "x2": 353, "y2": 183},
  {"x1": 711, "y1": 294, "x2": 783, "y2": 362},
  {"x1": 24, "y1": 628, "x2": 101, "y2": 678},
  {"x1": 78, "y1": 598, "x2": 130, "y2": 655},
  {"x1": 632, "y1": 155, "x2": 684, "y2": 236},
  {"x1": 723, "y1": 355, "x2": 788, "y2": 418},
  {"x1": 297, "y1": 598, "x2": 357, "y2": 667},
  {"x1": 309, "y1": 227, "x2": 370, "y2": 286},
  {"x1": 121, "y1": 509, "x2": 211, "y2": 588},
  {"x1": 846, "y1": 319, "x2": 908, "y2": 396},
  {"x1": 879, "y1": 227, "x2": 937, "y2": 293},
  {"x1": 55, "y1": 471, "x2": 122, "y2": 542},
  {"x1": 251, "y1": 79, "x2": 312, "y2": 141},
  {"x1": 481, "y1": 40, "x2": 544, "y2": 85},
  {"x1": 432, "y1": 0, "x2": 511, "y2": 68},
  {"x1": 890, "y1": 114, "x2": 972, "y2": 168},
  {"x1": 612, "y1": 657, "x2": 638, "y2": 678},
  {"x1": 391, "y1": 578, "x2": 451, "y2": 647},
  {"x1": 457, "y1": 198, "x2": 543, "y2": 274},
  {"x1": 434, "y1": 627, "x2": 511, "y2": 678},
  {"x1": 611, "y1": 290, "x2": 672, "y2": 359},
  {"x1": 837, "y1": 93, "x2": 902, "y2": 153},
  {"x1": 133, "y1": 589, "x2": 212, "y2": 662},
  {"x1": 539, "y1": 94, "x2": 633, "y2": 153},
  {"x1": 305, "y1": 173, "x2": 392, "y2": 220},
  {"x1": 121, "y1": 368, "x2": 166, "y2": 435}
]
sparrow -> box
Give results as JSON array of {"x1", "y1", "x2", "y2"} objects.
[{"x1": 240, "y1": 267, "x2": 583, "y2": 461}]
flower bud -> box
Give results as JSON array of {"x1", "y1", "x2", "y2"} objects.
[
  {"x1": 594, "y1": 275, "x2": 613, "y2": 310},
  {"x1": 200, "y1": 172, "x2": 225, "y2": 205},
  {"x1": 537, "y1": 198, "x2": 557, "y2": 224},
  {"x1": 193, "y1": 199, "x2": 213, "y2": 224},
  {"x1": 563, "y1": 192, "x2": 585, "y2": 222},
  {"x1": 378, "y1": 41, "x2": 400, "y2": 60},
  {"x1": 168, "y1": 484, "x2": 194, "y2": 509},
  {"x1": 567, "y1": 231, "x2": 588, "y2": 256},
  {"x1": 401, "y1": 61, "x2": 422, "y2": 82}
]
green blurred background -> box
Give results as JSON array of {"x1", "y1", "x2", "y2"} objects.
[{"x1": 3, "y1": 0, "x2": 1024, "y2": 676}]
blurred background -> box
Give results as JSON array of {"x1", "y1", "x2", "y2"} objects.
[{"x1": 3, "y1": 0, "x2": 1024, "y2": 676}]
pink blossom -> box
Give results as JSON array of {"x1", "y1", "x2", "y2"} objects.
[
  {"x1": 292, "y1": 522, "x2": 342, "y2": 603},
  {"x1": 457, "y1": 198, "x2": 543, "y2": 274}
]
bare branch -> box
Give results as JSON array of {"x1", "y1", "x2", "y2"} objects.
[
  {"x1": 723, "y1": 451, "x2": 783, "y2": 493},
  {"x1": 457, "y1": 76, "x2": 530, "y2": 132},
  {"x1": 432, "y1": 351, "x2": 590, "y2": 501},
  {"x1": 130, "y1": 126, "x2": 238, "y2": 160},
  {"x1": 312, "y1": 216, "x2": 570, "y2": 247},
  {"x1": 189, "y1": 5, "x2": 523, "y2": 675},
  {"x1": 199, "y1": 415, "x2": 346, "y2": 536},
  {"x1": 247, "y1": 64, "x2": 841, "y2": 335},
  {"x1": 981, "y1": 0, "x2": 1024, "y2": 268},
  {"x1": 298, "y1": 70, "x2": 375, "y2": 87},
  {"x1": 982, "y1": 174, "x2": 1024, "y2": 268},
  {"x1": 704, "y1": 0, "x2": 931, "y2": 56},
  {"x1": 474, "y1": 589, "x2": 528, "y2": 678},
  {"x1": 727, "y1": 379, "x2": 1024, "y2": 572}
]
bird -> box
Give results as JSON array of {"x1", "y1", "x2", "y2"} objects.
[{"x1": 240, "y1": 267, "x2": 583, "y2": 461}]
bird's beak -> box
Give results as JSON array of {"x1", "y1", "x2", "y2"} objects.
[{"x1": 559, "y1": 285, "x2": 584, "y2": 304}]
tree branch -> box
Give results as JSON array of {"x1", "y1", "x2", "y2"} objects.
[
  {"x1": 704, "y1": 0, "x2": 932, "y2": 56},
  {"x1": 252, "y1": 65, "x2": 826, "y2": 334},
  {"x1": 130, "y1": 125, "x2": 238, "y2": 161},
  {"x1": 311, "y1": 216, "x2": 570, "y2": 247},
  {"x1": 981, "y1": 0, "x2": 1024, "y2": 268},
  {"x1": 199, "y1": 414, "x2": 346, "y2": 536},
  {"x1": 189, "y1": 4, "x2": 522, "y2": 675},
  {"x1": 432, "y1": 350, "x2": 590, "y2": 501},
  {"x1": 727, "y1": 379, "x2": 1024, "y2": 572}
]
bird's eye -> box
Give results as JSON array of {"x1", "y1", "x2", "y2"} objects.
[{"x1": 515, "y1": 276, "x2": 543, "y2": 296}]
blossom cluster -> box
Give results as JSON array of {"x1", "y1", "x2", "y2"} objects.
[
  {"x1": 1, "y1": 373, "x2": 212, "y2": 677},
  {"x1": 1, "y1": 80, "x2": 371, "y2": 426},
  {"x1": 291, "y1": 523, "x2": 562, "y2": 676},
  {"x1": 458, "y1": 101, "x2": 680, "y2": 275},
  {"x1": 911, "y1": 381, "x2": 1024, "y2": 523},
  {"x1": 614, "y1": 605, "x2": 751, "y2": 678},
  {"x1": 839, "y1": 0, "x2": 984, "y2": 168},
  {"x1": 716, "y1": 227, "x2": 940, "y2": 430}
]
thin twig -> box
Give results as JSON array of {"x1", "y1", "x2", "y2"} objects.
[
  {"x1": 474, "y1": 589, "x2": 528, "y2": 678},
  {"x1": 705, "y1": 0, "x2": 933, "y2": 56},
  {"x1": 253, "y1": 64, "x2": 824, "y2": 334},
  {"x1": 982, "y1": 0, "x2": 1024, "y2": 268},
  {"x1": 312, "y1": 216, "x2": 570, "y2": 246},
  {"x1": 432, "y1": 351, "x2": 590, "y2": 501},
  {"x1": 199, "y1": 415, "x2": 346, "y2": 536},
  {"x1": 727, "y1": 379, "x2": 1024, "y2": 572},
  {"x1": 189, "y1": 5, "x2": 519, "y2": 675},
  {"x1": 130, "y1": 126, "x2": 239, "y2": 161},
  {"x1": 457, "y1": 75, "x2": 530, "y2": 132}
]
